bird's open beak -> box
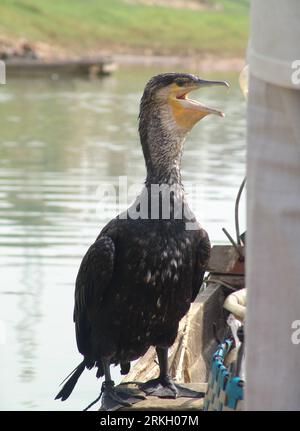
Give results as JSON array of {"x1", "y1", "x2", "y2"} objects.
[{"x1": 175, "y1": 79, "x2": 229, "y2": 118}]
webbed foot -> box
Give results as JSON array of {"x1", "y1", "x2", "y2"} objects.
[
  {"x1": 100, "y1": 381, "x2": 145, "y2": 411},
  {"x1": 139, "y1": 376, "x2": 205, "y2": 399}
]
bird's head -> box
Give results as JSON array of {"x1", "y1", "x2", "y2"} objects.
[
  {"x1": 140, "y1": 72, "x2": 228, "y2": 130},
  {"x1": 139, "y1": 73, "x2": 228, "y2": 182}
]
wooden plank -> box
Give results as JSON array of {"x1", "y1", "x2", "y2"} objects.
[{"x1": 207, "y1": 245, "x2": 245, "y2": 275}]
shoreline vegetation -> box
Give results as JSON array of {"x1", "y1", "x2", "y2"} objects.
[{"x1": 0, "y1": 0, "x2": 249, "y2": 71}]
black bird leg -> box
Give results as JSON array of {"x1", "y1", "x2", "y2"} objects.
[
  {"x1": 140, "y1": 347, "x2": 205, "y2": 399},
  {"x1": 100, "y1": 359, "x2": 145, "y2": 411}
]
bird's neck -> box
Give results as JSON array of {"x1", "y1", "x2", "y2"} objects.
[
  {"x1": 145, "y1": 153, "x2": 183, "y2": 187},
  {"x1": 137, "y1": 112, "x2": 193, "y2": 221},
  {"x1": 140, "y1": 110, "x2": 187, "y2": 187}
]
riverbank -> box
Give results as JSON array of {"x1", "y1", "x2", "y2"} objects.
[
  {"x1": 1, "y1": 37, "x2": 245, "y2": 74},
  {"x1": 0, "y1": 0, "x2": 249, "y2": 60},
  {"x1": 111, "y1": 53, "x2": 244, "y2": 71}
]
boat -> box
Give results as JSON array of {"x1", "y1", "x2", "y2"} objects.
[{"x1": 5, "y1": 57, "x2": 117, "y2": 78}]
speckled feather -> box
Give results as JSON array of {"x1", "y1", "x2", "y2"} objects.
[{"x1": 74, "y1": 208, "x2": 210, "y2": 375}]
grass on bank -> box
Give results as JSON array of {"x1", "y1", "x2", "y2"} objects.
[{"x1": 0, "y1": 0, "x2": 249, "y2": 56}]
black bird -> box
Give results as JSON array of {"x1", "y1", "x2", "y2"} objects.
[{"x1": 55, "y1": 73, "x2": 228, "y2": 410}]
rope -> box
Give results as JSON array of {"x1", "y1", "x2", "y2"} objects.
[
  {"x1": 204, "y1": 277, "x2": 238, "y2": 292},
  {"x1": 235, "y1": 177, "x2": 246, "y2": 245},
  {"x1": 83, "y1": 390, "x2": 103, "y2": 411},
  {"x1": 83, "y1": 381, "x2": 113, "y2": 411}
]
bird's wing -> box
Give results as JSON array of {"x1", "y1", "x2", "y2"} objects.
[
  {"x1": 191, "y1": 229, "x2": 211, "y2": 302},
  {"x1": 73, "y1": 235, "x2": 115, "y2": 356}
]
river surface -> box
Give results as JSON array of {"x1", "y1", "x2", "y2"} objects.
[{"x1": 0, "y1": 66, "x2": 246, "y2": 410}]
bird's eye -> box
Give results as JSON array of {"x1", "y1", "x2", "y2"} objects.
[{"x1": 176, "y1": 79, "x2": 186, "y2": 87}]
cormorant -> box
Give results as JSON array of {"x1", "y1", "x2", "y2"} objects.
[{"x1": 55, "y1": 73, "x2": 228, "y2": 410}]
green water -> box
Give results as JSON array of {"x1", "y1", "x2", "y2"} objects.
[{"x1": 0, "y1": 66, "x2": 246, "y2": 410}]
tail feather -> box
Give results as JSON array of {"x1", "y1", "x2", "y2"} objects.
[{"x1": 55, "y1": 361, "x2": 86, "y2": 401}]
